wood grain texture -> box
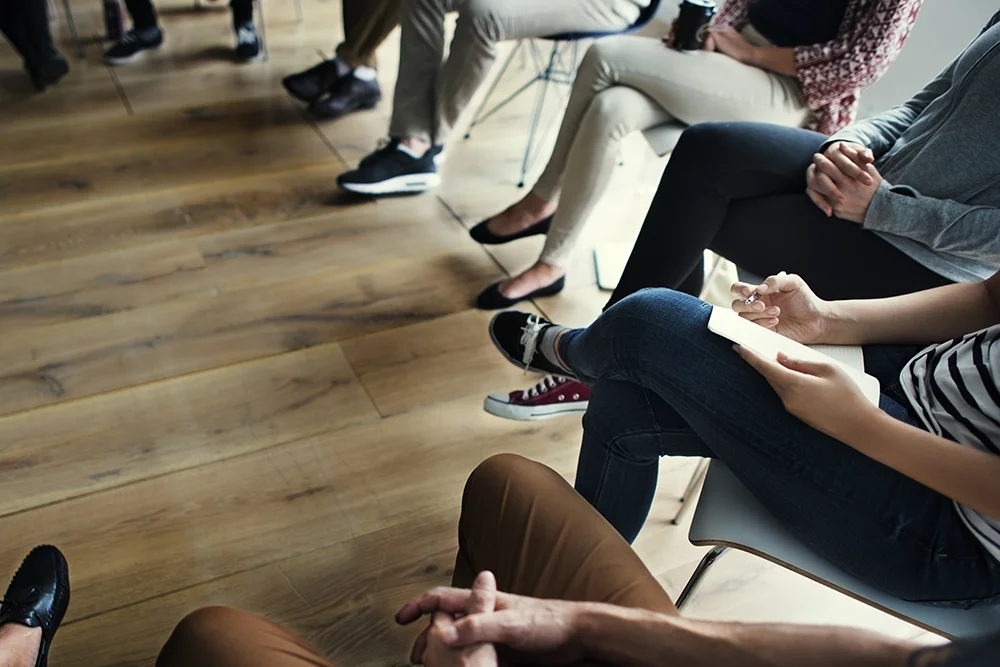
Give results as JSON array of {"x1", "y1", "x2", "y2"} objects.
[{"x1": 0, "y1": 342, "x2": 378, "y2": 516}]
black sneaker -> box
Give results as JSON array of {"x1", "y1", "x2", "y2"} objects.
[
  {"x1": 283, "y1": 59, "x2": 347, "y2": 104},
  {"x1": 27, "y1": 51, "x2": 69, "y2": 92},
  {"x1": 103, "y1": 27, "x2": 164, "y2": 65},
  {"x1": 488, "y1": 311, "x2": 575, "y2": 378},
  {"x1": 337, "y1": 139, "x2": 443, "y2": 195},
  {"x1": 310, "y1": 73, "x2": 381, "y2": 119},
  {"x1": 234, "y1": 22, "x2": 260, "y2": 61}
]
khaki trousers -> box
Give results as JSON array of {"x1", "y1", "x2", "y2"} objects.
[
  {"x1": 389, "y1": 0, "x2": 648, "y2": 145},
  {"x1": 534, "y1": 27, "x2": 809, "y2": 268},
  {"x1": 155, "y1": 454, "x2": 677, "y2": 667},
  {"x1": 335, "y1": 0, "x2": 401, "y2": 69}
]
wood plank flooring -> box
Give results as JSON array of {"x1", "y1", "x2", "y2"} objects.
[{"x1": 0, "y1": 2, "x2": 938, "y2": 665}]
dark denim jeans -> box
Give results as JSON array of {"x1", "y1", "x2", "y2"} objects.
[{"x1": 562, "y1": 289, "x2": 1000, "y2": 606}]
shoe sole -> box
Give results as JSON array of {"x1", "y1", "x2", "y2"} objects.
[
  {"x1": 103, "y1": 45, "x2": 160, "y2": 66},
  {"x1": 483, "y1": 395, "x2": 588, "y2": 421},
  {"x1": 311, "y1": 97, "x2": 380, "y2": 120},
  {"x1": 339, "y1": 172, "x2": 441, "y2": 195}
]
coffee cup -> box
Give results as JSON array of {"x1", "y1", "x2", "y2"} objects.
[{"x1": 674, "y1": 0, "x2": 717, "y2": 52}]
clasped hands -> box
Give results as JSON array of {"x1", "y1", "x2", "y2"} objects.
[
  {"x1": 396, "y1": 571, "x2": 586, "y2": 667},
  {"x1": 806, "y1": 141, "x2": 883, "y2": 223}
]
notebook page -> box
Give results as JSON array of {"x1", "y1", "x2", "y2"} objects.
[
  {"x1": 708, "y1": 306, "x2": 880, "y2": 405},
  {"x1": 809, "y1": 345, "x2": 865, "y2": 374}
]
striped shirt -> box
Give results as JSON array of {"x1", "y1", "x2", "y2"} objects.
[{"x1": 901, "y1": 326, "x2": 1000, "y2": 562}]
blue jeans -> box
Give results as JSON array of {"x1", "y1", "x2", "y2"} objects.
[{"x1": 562, "y1": 289, "x2": 1000, "y2": 606}]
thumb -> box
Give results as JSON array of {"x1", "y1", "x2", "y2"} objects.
[
  {"x1": 467, "y1": 571, "x2": 497, "y2": 615},
  {"x1": 776, "y1": 353, "x2": 834, "y2": 377}
]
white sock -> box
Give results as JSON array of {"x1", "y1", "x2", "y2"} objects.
[
  {"x1": 352, "y1": 65, "x2": 377, "y2": 81},
  {"x1": 539, "y1": 325, "x2": 571, "y2": 373},
  {"x1": 396, "y1": 142, "x2": 428, "y2": 159}
]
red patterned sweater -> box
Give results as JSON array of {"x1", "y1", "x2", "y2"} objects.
[{"x1": 714, "y1": 0, "x2": 924, "y2": 134}]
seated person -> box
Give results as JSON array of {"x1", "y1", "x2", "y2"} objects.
[
  {"x1": 335, "y1": 0, "x2": 653, "y2": 196},
  {"x1": 487, "y1": 260, "x2": 1000, "y2": 605},
  {"x1": 2, "y1": 467, "x2": 997, "y2": 667},
  {"x1": 471, "y1": 0, "x2": 923, "y2": 309},
  {"x1": 103, "y1": 0, "x2": 259, "y2": 64},
  {"x1": 282, "y1": 0, "x2": 400, "y2": 119},
  {"x1": 0, "y1": 0, "x2": 68, "y2": 91},
  {"x1": 487, "y1": 8, "x2": 1000, "y2": 418}
]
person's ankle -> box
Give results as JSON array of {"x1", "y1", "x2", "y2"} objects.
[
  {"x1": 0, "y1": 624, "x2": 42, "y2": 667},
  {"x1": 399, "y1": 137, "x2": 431, "y2": 157}
]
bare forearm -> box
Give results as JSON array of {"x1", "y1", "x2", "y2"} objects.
[
  {"x1": 845, "y1": 411, "x2": 1000, "y2": 522},
  {"x1": 821, "y1": 280, "x2": 1000, "y2": 345},
  {"x1": 580, "y1": 605, "x2": 915, "y2": 667},
  {"x1": 748, "y1": 46, "x2": 797, "y2": 77}
]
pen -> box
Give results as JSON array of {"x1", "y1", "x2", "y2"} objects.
[{"x1": 745, "y1": 292, "x2": 760, "y2": 306}]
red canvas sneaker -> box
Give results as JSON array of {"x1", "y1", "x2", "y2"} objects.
[{"x1": 483, "y1": 375, "x2": 590, "y2": 421}]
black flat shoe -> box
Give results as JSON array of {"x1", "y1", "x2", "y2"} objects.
[
  {"x1": 0, "y1": 545, "x2": 70, "y2": 667},
  {"x1": 476, "y1": 276, "x2": 565, "y2": 311},
  {"x1": 27, "y1": 52, "x2": 69, "y2": 92},
  {"x1": 469, "y1": 215, "x2": 552, "y2": 245}
]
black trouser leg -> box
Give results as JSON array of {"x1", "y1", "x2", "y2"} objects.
[
  {"x1": 0, "y1": 0, "x2": 55, "y2": 65},
  {"x1": 605, "y1": 122, "x2": 952, "y2": 309},
  {"x1": 124, "y1": 0, "x2": 158, "y2": 30},
  {"x1": 230, "y1": 0, "x2": 253, "y2": 25}
]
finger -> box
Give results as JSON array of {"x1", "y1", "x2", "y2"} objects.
[
  {"x1": 448, "y1": 611, "x2": 523, "y2": 649},
  {"x1": 729, "y1": 281, "x2": 757, "y2": 299},
  {"x1": 737, "y1": 307, "x2": 781, "y2": 320},
  {"x1": 829, "y1": 147, "x2": 873, "y2": 185},
  {"x1": 396, "y1": 588, "x2": 473, "y2": 624},
  {"x1": 410, "y1": 627, "x2": 430, "y2": 665},
  {"x1": 837, "y1": 142, "x2": 875, "y2": 166},
  {"x1": 754, "y1": 271, "x2": 795, "y2": 296},
  {"x1": 812, "y1": 169, "x2": 845, "y2": 203},
  {"x1": 805, "y1": 166, "x2": 838, "y2": 210},
  {"x1": 776, "y1": 353, "x2": 837, "y2": 378},
  {"x1": 735, "y1": 346, "x2": 797, "y2": 387},
  {"x1": 812, "y1": 154, "x2": 850, "y2": 192},
  {"x1": 467, "y1": 571, "x2": 497, "y2": 615},
  {"x1": 731, "y1": 299, "x2": 777, "y2": 315},
  {"x1": 806, "y1": 186, "x2": 834, "y2": 217}
]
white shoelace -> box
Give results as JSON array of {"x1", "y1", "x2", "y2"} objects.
[
  {"x1": 521, "y1": 375, "x2": 566, "y2": 400},
  {"x1": 237, "y1": 26, "x2": 257, "y2": 45},
  {"x1": 519, "y1": 314, "x2": 548, "y2": 370}
]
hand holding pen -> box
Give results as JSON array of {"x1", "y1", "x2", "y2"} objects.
[{"x1": 730, "y1": 272, "x2": 831, "y2": 344}]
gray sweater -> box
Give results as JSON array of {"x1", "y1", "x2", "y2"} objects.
[{"x1": 826, "y1": 10, "x2": 1000, "y2": 283}]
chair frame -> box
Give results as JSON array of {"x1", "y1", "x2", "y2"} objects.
[{"x1": 464, "y1": 38, "x2": 581, "y2": 188}]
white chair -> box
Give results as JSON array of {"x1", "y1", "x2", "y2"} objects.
[
  {"x1": 676, "y1": 462, "x2": 1000, "y2": 638},
  {"x1": 47, "y1": 0, "x2": 85, "y2": 58},
  {"x1": 193, "y1": 0, "x2": 304, "y2": 61}
]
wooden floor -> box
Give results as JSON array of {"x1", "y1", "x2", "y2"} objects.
[{"x1": 0, "y1": 1, "x2": 938, "y2": 665}]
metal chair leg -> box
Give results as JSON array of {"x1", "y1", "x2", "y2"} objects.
[
  {"x1": 60, "y1": 0, "x2": 85, "y2": 59},
  {"x1": 518, "y1": 43, "x2": 558, "y2": 188},
  {"x1": 465, "y1": 41, "x2": 526, "y2": 139},
  {"x1": 293, "y1": 0, "x2": 303, "y2": 23},
  {"x1": 671, "y1": 458, "x2": 710, "y2": 526},
  {"x1": 676, "y1": 545, "x2": 729, "y2": 612},
  {"x1": 255, "y1": 0, "x2": 268, "y2": 61}
]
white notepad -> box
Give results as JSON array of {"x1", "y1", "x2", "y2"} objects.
[{"x1": 707, "y1": 306, "x2": 881, "y2": 406}]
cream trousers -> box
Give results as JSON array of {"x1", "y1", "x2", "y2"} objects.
[
  {"x1": 534, "y1": 26, "x2": 809, "y2": 268},
  {"x1": 389, "y1": 0, "x2": 648, "y2": 145}
]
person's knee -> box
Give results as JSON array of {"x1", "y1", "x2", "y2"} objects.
[
  {"x1": 463, "y1": 454, "x2": 533, "y2": 508},
  {"x1": 458, "y1": 0, "x2": 505, "y2": 42},
  {"x1": 162, "y1": 607, "x2": 247, "y2": 656},
  {"x1": 585, "y1": 87, "x2": 638, "y2": 142}
]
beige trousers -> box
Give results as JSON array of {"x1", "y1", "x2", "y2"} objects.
[
  {"x1": 389, "y1": 0, "x2": 648, "y2": 145},
  {"x1": 534, "y1": 26, "x2": 809, "y2": 268},
  {"x1": 335, "y1": 0, "x2": 401, "y2": 69}
]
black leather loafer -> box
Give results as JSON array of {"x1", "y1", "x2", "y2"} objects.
[
  {"x1": 0, "y1": 545, "x2": 70, "y2": 667},
  {"x1": 469, "y1": 215, "x2": 552, "y2": 245},
  {"x1": 475, "y1": 276, "x2": 566, "y2": 310}
]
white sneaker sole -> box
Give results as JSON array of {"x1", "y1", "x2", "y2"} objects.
[
  {"x1": 340, "y1": 172, "x2": 440, "y2": 195},
  {"x1": 483, "y1": 394, "x2": 589, "y2": 421}
]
